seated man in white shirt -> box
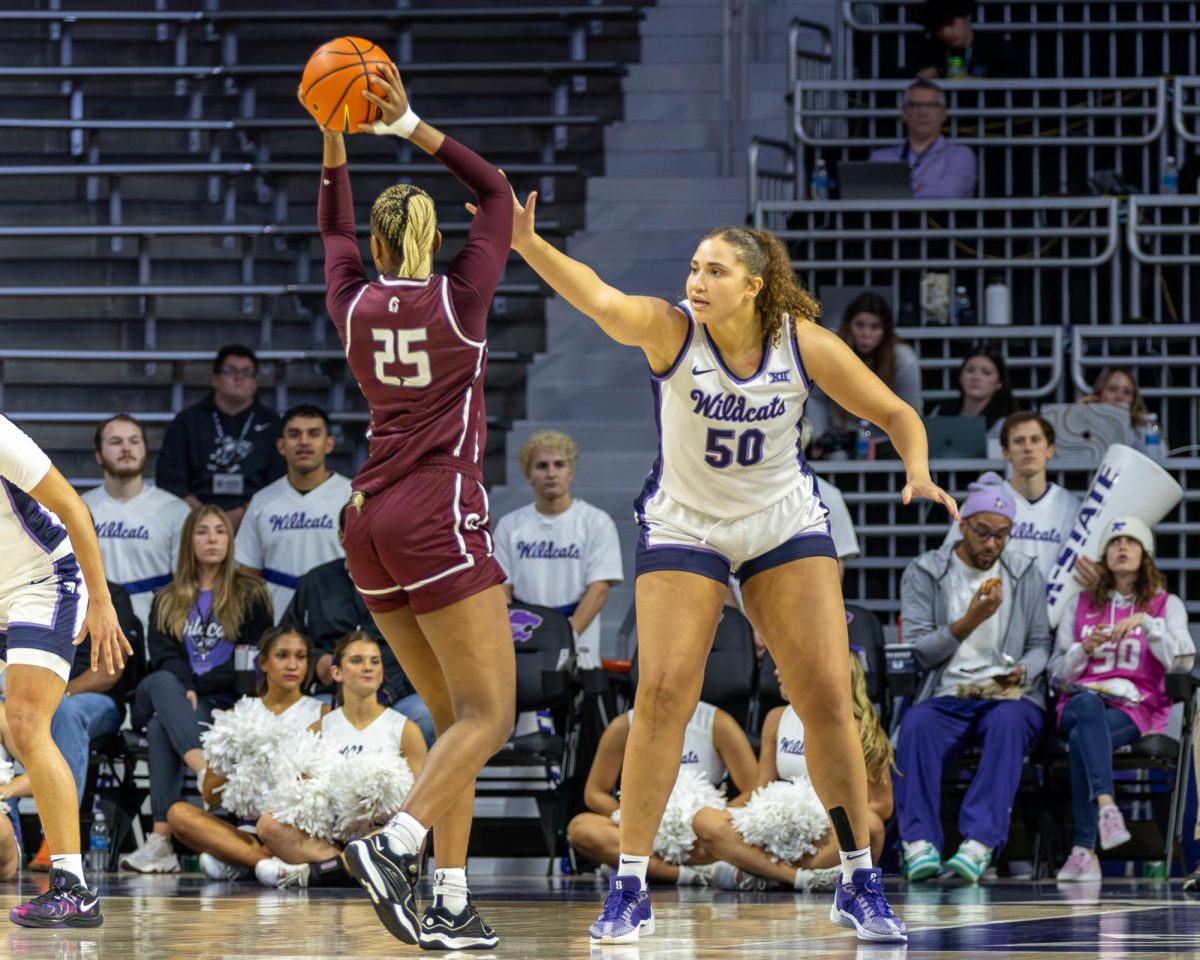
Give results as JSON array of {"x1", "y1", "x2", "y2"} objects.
[
  {"x1": 236, "y1": 404, "x2": 352, "y2": 619},
  {"x1": 493, "y1": 431, "x2": 624, "y2": 669}
]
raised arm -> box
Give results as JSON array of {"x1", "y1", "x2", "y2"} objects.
[{"x1": 315, "y1": 130, "x2": 368, "y2": 344}]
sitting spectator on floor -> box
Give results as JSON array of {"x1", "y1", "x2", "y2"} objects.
[
  {"x1": 1078, "y1": 366, "x2": 1152, "y2": 435},
  {"x1": 1049, "y1": 517, "x2": 1194, "y2": 882},
  {"x1": 494, "y1": 431, "x2": 623, "y2": 670},
  {"x1": 121, "y1": 505, "x2": 273, "y2": 873},
  {"x1": 83, "y1": 414, "x2": 191, "y2": 633},
  {"x1": 567, "y1": 701, "x2": 757, "y2": 887},
  {"x1": 896, "y1": 477, "x2": 1050, "y2": 883},
  {"x1": 807, "y1": 292, "x2": 923, "y2": 451},
  {"x1": 943, "y1": 413, "x2": 1081, "y2": 579},
  {"x1": 869, "y1": 79, "x2": 976, "y2": 199},
  {"x1": 928, "y1": 346, "x2": 1016, "y2": 435},
  {"x1": 910, "y1": 0, "x2": 1022, "y2": 80},
  {"x1": 155, "y1": 344, "x2": 284, "y2": 531},
  {"x1": 283, "y1": 505, "x2": 434, "y2": 746},
  {"x1": 236, "y1": 404, "x2": 352, "y2": 618}
]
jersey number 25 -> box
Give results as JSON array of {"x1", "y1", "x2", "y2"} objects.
[{"x1": 372, "y1": 329, "x2": 432, "y2": 388}]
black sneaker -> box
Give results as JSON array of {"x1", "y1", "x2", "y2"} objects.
[
  {"x1": 342, "y1": 833, "x2": 421, "y2": 944},
  {"x1": 9, "y1": 868, "x2": 103, "y2": 928},
  {"x1": 418, "y1": 896, "x2": 499, "y2": 951},
  {"x1": 1184, "y1": 866, "x2": 1200, "y2": 892}
]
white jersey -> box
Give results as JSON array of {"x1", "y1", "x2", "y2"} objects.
[
  {"x1": 493, "y1": 498, "x2": 623, "y2": 668},
  {"x1": 638, "y1": 310, "x2": 816, "y2": 520},
  {"x1": 244, "y1": 694, "x2": 325, "y2": 730},
  {"x1": 943, "y1": 480, "x2": 1079, "y2": 578},
  {"x1": 82, "y1": 484, "x2": 190, "y2": 631},
  {"x1": 630, "y1": 700, "x2": 725, "y2": 786},
  {"x1": 774, "y1": 706, "x2": 809, "y2": 780},
  {"x1": 235, "y1": 472, "x2": 352, "y2": 619},
  {"x1": 0, "y1": 416, "x2": 73, "y2": 590},
  {"x1": 321, "y1": 706, "x2": 409, "y2": 758}
]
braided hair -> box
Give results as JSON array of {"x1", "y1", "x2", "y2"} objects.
[
  {"x1": 701, "y1": 226, "x2": 821, "y2": 346},
  {"x1": 370, "y1": 184, "x2": 438, "y2": 278}
]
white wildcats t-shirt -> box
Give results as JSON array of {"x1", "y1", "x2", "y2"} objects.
[
  {"x1": 943, "y1": 480, "x2": 1079, "y2": 578},
  {"x1": 933, "y1": 553, "x2": 1003, "y2": 698},
  {"x1": 0, "y1": 415, "x2": 72, "y2": 588},
  {"x1": 82, "y1": 484, "x2": 191, "y2": 631},
  {"x1": 493, "y1": 498, "x2": 624, "y2": 668},
  {"x1": 235, "y1": 472, "x2": 352, "y2": 619}
]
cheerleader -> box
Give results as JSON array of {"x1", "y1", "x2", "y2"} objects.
[
  {"x1": 567, "y1": 701, "x2": 757, "y2": 887},
  {"x1": 164, "y1": 626, "x2": 327, "y2": 879},
  {"x1": 254, "y1": 632, "x2": 426, "y2": 890},
  {"x1": 692, "y1": 656, "x2": 894, "y2": 891}
]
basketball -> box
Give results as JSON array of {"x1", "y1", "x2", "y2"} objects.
[{"x1": 300, "y1": 37, "x2": 394, "y2": 133}]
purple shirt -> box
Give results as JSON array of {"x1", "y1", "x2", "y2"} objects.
[
  {"x1": 183, "y1": 590, "x2": 233, "y2": 676},
  {"x1": 869, "y1": 135, "x2": 977, "y2": 199}
]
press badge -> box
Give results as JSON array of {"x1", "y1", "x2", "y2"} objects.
[{"x1": 213, "y1": 473, "x2": 245, "y2": 496}]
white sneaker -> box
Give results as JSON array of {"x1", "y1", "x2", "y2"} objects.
[
  {"x1": 200, "y1": 852, "x2": 250, "y2": 880},
  {"x1": 254, "y1": 856, "x2": 311, "y2": 890},
  {"x1": 119, "y1": 833, "x2": 180, "y2": 874},
  {"x1": 1055, "y1": 846, "x2": 1101, "y2": 882},
  {"x1": 794, "y1": 866, "x2": 841, "y2": 892}
]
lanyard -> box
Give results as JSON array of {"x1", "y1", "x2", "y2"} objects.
[{"x1": 212, "y1": 409, "x2": 255, "y2": 445}]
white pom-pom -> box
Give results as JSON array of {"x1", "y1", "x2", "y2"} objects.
[
  {"x1": 652, "y1": 773, "x2": 727, "y2": 865},
  {"x1": 0, "y1": 761, "x2": 13, "y2": 786},
  {"x1": 200, "y1": 699, "x2": 269, "y2": 776},
  {"x1": 730, "y1": 776, "x2": 829, "y2": 864},
  {"x1": 261, "y1": 731, "x2": 340, "y2": 840},
  {"x1": 330, "y1": 752, "x2": 415, "y2": 842}
]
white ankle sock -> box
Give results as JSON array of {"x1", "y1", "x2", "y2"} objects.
[
  {"x1": 383, "y1": 812, "x2": 428, "y2": 856},
  {"x1": 675, "y1": 865, "x2": 696, "y2": 886},
  {"x1": 51, "y1": 853, "x2": 86, "y2": 888},
  {"x1": 433, "y1": 867, "x2": 469, "y2": 914},
  {"x1": 839, "y1": 847, "x2": 871, "y2": 884},
  {"x1": 616, "y1": 853, "x2": 649, "y2": 885}
]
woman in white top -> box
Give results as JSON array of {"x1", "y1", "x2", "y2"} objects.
[
  {"x1": 165, "y1": 626, "x2": 328, "y2": 877},
  {"x1": 255, "y1": 631, "x2": 426, "y2": 888}
]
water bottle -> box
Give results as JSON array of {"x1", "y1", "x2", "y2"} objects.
[
  {"x1": 953, "y1": 285, "x2": 976, "y2": 325},
  {"x1": 88, "y1": 804, "x2": 109, "y2": 874},
  {"x1": 810, "y1": 158, "x2": 830, "y2": 201},
  {"x1": 946, "y1": 55, "x2": 966, "y2": 79},
  {"x1": 855, "y1": 419, "x2": 876, "y2": 461},
  {"x1": 1162, "y1": 155, "x2": 1179, "y2": 195},
  {"x1": 984, "y1": 276, "x2": 1011, "y2": 326},
  {"x1": 1140, "y1": 412, "x2": 1163, "y2": 462}
]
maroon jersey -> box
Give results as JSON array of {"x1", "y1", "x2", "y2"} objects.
[{"x1": 318, "y1": 136, "x2": 512, "y2": 496}]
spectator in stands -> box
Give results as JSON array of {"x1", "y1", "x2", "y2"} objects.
[
  {"x1": 928, "y1": 346, "x2": 1016, "y2": 434},
  {"x1": 807, "y1": 293, "x2": 923, "y2": 449},
  {"x1": 910, "y1": 0, "x2": 1021, "y2": 80},
  {"x1": 1049, "y1": 517, "x2": 1194, "y2": 882},
  {"x1": 1078, "y1": 366, "x2": 1151, "y2": 433},
  {"x1": 283, "y1": 504, "x2": 435, "y2": 746},
  {"x1": 0, "y1": 582, "x2": 143, "y2": 871},
  {"x1": 84, "y1": 414, "x2": 191, "y2": 633},
  {"x1": 155, "y1": 344, "x2": 285, "y2": 531},
  {"x1": 235, "y1": 404, "x2": 352, "y2": 618},
  {"x1": 869, "y1": 79, "x2": 976, "y2": 199},
  {"x1": 494, "y1": 431, "x2": 623, "y2": 670},
  {"x1": 121, "y1": 505, "x2": 273, "y2": 873},
  {"x1": 895, "y1": 476, "x2": 1050, "y2": 884},
  {"x1": 943, "y1": 413, "x2": 1081, "y2": 579}
]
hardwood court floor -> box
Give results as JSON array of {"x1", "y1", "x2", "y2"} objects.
[{"x1": 1, "y1": 874, "x2": 1197, "y2": 959}]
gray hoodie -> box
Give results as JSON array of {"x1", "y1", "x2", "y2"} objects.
[{"x1": 900, "y1": 540, "x2": 1052, "y2": 708}]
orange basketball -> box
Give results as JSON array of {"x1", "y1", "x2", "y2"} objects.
[{"x1": 300, "y1": 37, "x2": 394, "y2": 134}]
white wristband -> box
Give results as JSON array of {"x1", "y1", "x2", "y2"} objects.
[{"x1": 372, "y1": 107, "x2": 421, "y2": 139}]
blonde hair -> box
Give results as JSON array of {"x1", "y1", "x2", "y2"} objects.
[
  {"x1": 518, "y1": 430, "x2": 580, "y2": 478},
  {"x1": 154, "y1": 505, "x2": 271, "y2": 642},
  {"x1": 370, "y1": 184, "x2": 437, "y2": 278},
  {"x1": 701, "y1": 226, "x2": 821, "y2": 346},
  {"x1": 850, "y1": 655, "x2": 894, "y2": 784}
]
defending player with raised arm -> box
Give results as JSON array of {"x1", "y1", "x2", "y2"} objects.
[
  {"x1": 494, "y1": 191, "x2": 955, "y2": 944},
  {"x1": 305, "y1": 64, "x2": 515, "y2": 951},
  {"x1": 1, "y1": 415, "x2": 132, "y2": 928}
]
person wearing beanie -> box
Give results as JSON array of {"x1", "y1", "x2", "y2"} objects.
[
  {"x1": 1048, "y1": 516, "x2": 1194, "y2": 883},
  {"x1": 895, "y1": 473, "x2": 1051, "y2": 884}
]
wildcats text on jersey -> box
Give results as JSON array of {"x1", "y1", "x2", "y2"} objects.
[
  {"x1": 690, "y1": 390, "x2": 787, "y2": 424},
  {"x1": 267, "y1": 511, "x2": 336, "y2": 533},
  {"x1": 516, "y1": 539, "x2": 583, "y2": 560},
  {"x1": 94, "y1": 520, "x2": 151, "y2": 541}
]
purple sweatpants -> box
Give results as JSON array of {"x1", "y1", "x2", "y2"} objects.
[{"x1": 895, "y1": 696, "x2": 1044, "y2": 852}]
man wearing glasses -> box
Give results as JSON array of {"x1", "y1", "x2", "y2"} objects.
[
  {"x1": 893, "y1": 476, "x2": 1050, "y2": 885},
  {"x1": 155, "y1": 344, "x2": 285, "y2": 531},
  {"x1": 868, "y1": 79, "x2": 976, "y2": 199}
]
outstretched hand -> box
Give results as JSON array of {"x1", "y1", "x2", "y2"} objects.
[
  {"x1": 359, "y1": 62, "x2": 410, "y2": 133},
  {"x1": 902, "y1": 477, "x2": 959, "y2": 519},
  {"x1": 76, "y1": 596, "x2": 134, "y2": 675},
  {"x1": 465, "y1": 181, "x2": 538, "y2": 253}
]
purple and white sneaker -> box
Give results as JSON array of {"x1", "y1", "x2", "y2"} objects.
[
  {"x1": 9, "y1": 868, "x2": 103, "y2": 928},
  {"x1": 587, "y1": 875, "x2": 654, "y2": 944},
  {"x1": 829, "y1": 867, "x2": 907, "y2": 943}
]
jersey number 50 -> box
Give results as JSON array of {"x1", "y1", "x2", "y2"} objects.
[
  {"x1": 372, "y1": 329, "x2": 432, "y2": 388},
  {"x1": 705, "y1": 428, "x2": 765, "y2": 469}
]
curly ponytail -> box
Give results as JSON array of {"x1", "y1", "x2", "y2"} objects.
[
  {"x1": 370, "y1": 184, "x2": 438, "y2": 279},
  {"x1": 702, "y1": 226, "x2": 821, "y2": 345}
]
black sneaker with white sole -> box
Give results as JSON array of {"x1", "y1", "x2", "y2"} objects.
[
  {"x1": 342, "y1": 834, "x2": 422, "y2": 944},
  {"x1": 418, "y1": 896, "x2": 499, "y2": 951}
]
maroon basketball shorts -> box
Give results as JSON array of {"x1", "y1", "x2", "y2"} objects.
[{"x1": 344, "y1": 462, "x2": 505, "y2": 615}]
